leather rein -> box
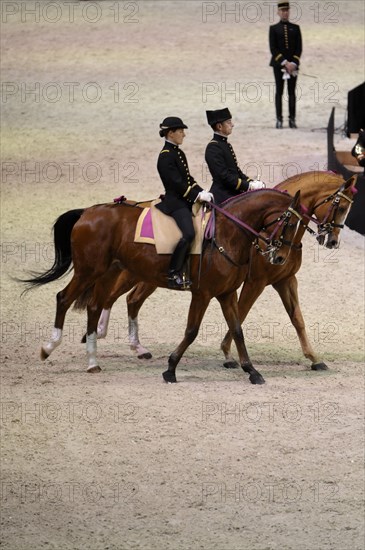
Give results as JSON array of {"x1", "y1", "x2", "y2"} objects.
[{"x1": 204, "y1": 201, "x2": 303, "y2": 268}]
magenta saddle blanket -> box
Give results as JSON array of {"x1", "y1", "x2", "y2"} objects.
[{"x1": 134, "y1": 199, "x2": 210, "y2": 254}]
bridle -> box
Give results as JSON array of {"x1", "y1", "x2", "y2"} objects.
[
  {"x1": 204, "y1": 201, "x2": 303, "y2": 267},
  {"x1": 300, "y1": 186, "x2": 354, "y2": 239}
]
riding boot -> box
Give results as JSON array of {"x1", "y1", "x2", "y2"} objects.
[
  {"x1": 168, "y1": 238, "x2": 192, "y2": 289},
  {"x1": 275, "y1": 94, "x2": 282, "y2": 129},
  {"x1": 289, "y1": 96, "x2": 297, "y2": 128},
  {"x1": 289, "y1": 118, "x2": 297, "y2": 129}
]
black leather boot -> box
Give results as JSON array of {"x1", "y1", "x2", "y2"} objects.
[
  {"x1": 289, "y1": 118, "x2": 297, "y2": 128},
  {"x1": 167, "y1": 238, "x2": 192, "y2": 289},
  {"x1": 276, "y1": 119, "x2": 283, "y2": 129}
]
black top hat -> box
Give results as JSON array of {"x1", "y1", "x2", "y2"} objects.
[
  {"x1": 206, "y1": 108, "x2": 232, "y2": 126},
  {"x1": 159, "y1": 116, "x2": 188, "y2": 137},
  {"x1": 277, "y1": 1, "x2": 290, "y2": 8}
]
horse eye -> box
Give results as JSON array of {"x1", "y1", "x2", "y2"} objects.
[{"x1": 338, "y1": 207, "x2": 346, "y2": 214}]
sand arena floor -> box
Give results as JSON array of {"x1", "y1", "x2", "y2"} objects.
[{"x1": 1, "y1": 1, "x2": 364, "y2": 549}]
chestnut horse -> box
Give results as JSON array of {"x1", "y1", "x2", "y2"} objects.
[
  {"x1": 90, "y1": 171, "x2": 357, "y2": 370},
  {"x1": 22, "y1": 189, "x2": 302, "y2": 384}
]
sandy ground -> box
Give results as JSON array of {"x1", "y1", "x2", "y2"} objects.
[{"x1": 1, "y1": 1, "x2": 364, "y2": 549}]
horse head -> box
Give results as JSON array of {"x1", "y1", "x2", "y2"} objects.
[{"x1": 313, "y1": 175, "x2": 357, "y2": 248}]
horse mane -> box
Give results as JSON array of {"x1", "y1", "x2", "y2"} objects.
[
  {"x1": 219, "y1": 188, "x2": 289, "y2": 209},
  {"x1": 275, "y1": 170, "x2": 344, "y2": 189}
]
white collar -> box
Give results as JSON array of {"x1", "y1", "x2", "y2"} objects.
[{"x1": 166, "y1": 139, "x2": 179, "y2": 147}]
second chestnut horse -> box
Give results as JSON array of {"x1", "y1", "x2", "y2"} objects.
[{"x1": 93, "y1": 171, "x2": 357, "y2": 370}]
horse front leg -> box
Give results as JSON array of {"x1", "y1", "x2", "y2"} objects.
[
  {"x1": 221, "y1": 280, "x2": 268, "y2": 369},
  {"x1": 217, "y1": 292, "x2": 265, "y2": 385},
  {"x1": 163, "y1": 292, "x2": 211, "y2": 383},
  {"x1": 273, "y1": 276, "x2": 328, "y2": 370},
  {"x1": 127, "y1": 282, "x2": 158, "y2": 359}
]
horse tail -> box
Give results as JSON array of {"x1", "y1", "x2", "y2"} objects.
[
  {"x1": 20, "y1": 209, "x2": 85, "y2": 292},
  {"x1": 73, "y1": 287, "x2": 94, "y2": 311}
]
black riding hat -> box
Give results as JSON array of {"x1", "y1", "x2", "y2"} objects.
[
  {"x1": 206, "y1": 108, "x2": 232, "y2": 126},
  {"x1": 159, "y1": 116, "x2": 188, "y2": 137}
]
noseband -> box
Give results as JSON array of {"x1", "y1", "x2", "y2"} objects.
[{"x1": 205, "y1": 201, "x2": 302, "y2": 267}]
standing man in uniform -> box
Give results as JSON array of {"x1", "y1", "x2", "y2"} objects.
[
  {"x1": 205, "y1": 108, "x2": 266, "y2": 205},
  {"x1": 156, "y1": 116, "x2": 213, "y2": 289},
  {"x1": 269, "y1": 1, "x2": 302, "y2": 129}
]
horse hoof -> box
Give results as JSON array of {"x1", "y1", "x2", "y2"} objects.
[
  {"x1": 40, "y1": 348, "x2": 49, "y2": 361},
  {"x1": 81, "y1": 334, "x2": 86, "y2": 343},
  {"x1": 223, "y1": 360, "x2": 239, "y2": 369},
  {"x1": 249, "y1": 373, "x2": 265, "y2": 385},
  {"x1": 87, "y1": 365, "x2": 102, "y2": 373},
  {"x1": 311, "y1": 362, "x2": 328, "y2": 371},
  {"x1": 163, "y1": 370, "x2": 177, "y2": 383},
  {"x1": 138, "y1": 352, "x2": 152, "y2": 360}
]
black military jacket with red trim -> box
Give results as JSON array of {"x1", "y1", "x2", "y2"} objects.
[
  {"x1": 156, "y1": 141, "x2": 203, "y2": 215},
  {"x1": 269, "y1": 20, "x2": 302, "y2": 68},
  {"x1": 205, "y1": 133, "x2": 251, "y2": 205}
]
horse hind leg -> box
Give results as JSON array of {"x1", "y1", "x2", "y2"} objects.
[
  {"x1": 97, "y1": 308, "x2": 111, "y2": 339},
  {"x1": 86, "y1": 303, "x2": 103, "y2": 373},
  {"x1": 84, "y1": 270, "x2": 131, "y2": 373},
  {"x1": 41, "y1": 275, "x2": 91, "y2": 361},
  {"x1": 41, "y1": 327, "x2": 62, "y2": 360},
  {"x1": 83, "y1": 269, "x2": 146, "y2": 372},
  {"x1": 127, "y1": 282, "x2": 157, "y2": 359},
  {"x1": 80, "y1": 268, "x2": 136, "y2": 342}
]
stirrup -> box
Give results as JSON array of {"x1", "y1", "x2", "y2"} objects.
[{"x1": 167, "y1": 272, "x2": 191, "y2": 290}]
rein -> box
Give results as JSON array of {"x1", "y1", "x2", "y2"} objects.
[{"x1": 204, "y1": 200, "x2": 302, "y2": 267}]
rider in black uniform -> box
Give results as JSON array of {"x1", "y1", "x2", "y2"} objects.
[{"x1": 156, "y1": 116, "x2": 213, "y2": 289}]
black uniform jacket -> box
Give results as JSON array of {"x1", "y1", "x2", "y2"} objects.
[
  {"x1": 269, "y1": 20, "x2": 302, "y2": 67},
  {"x1": 156, "y1": 141, "x2": 202, "y2": 215},
  {"x1": 205, "y1": 133, "x2": 251, "y2": 205}
]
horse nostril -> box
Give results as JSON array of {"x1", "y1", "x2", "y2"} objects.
[{"x1": 274, "y1": 256, "x2": 284, "y2": 265}]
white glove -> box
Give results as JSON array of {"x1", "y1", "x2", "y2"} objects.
[
  {"x1": 197, "y1": 190, "x2": 214, "y2": 202},
  {"x1": 248, "y1": 180, "x2": 266, "y2": 191}
]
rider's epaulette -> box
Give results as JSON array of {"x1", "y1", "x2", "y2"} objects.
[{"x1": 160, "y1": 149, "x2": 170, "y2": 154}]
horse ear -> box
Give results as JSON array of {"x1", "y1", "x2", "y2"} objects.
[
  {"x1": 292, "y1": 189, "x2": 301, "y2": 205},
  {"x1": 344, "y1": 175, "x2": 358, "y2": 189}
]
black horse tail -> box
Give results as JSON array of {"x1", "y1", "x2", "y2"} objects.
[{"x1": 20, "y1": 209, "x2": 85, "y2": 292}]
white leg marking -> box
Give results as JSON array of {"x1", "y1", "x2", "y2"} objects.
[
  {"x1": 128, "y1": 316, "x2": 140, "y2": 351},
  {"x1": 128, "y1": 316, "x2": 151, "y2": 357},
  {"x1": 42, "y1": 327, "x2": 62, "y2": 356},
  {"x1": 97, "y1": 309, "x2": 111, "y2": 339},
  {"x1": 86, "y1": 332, "x2": 98, "y2": 370}
]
